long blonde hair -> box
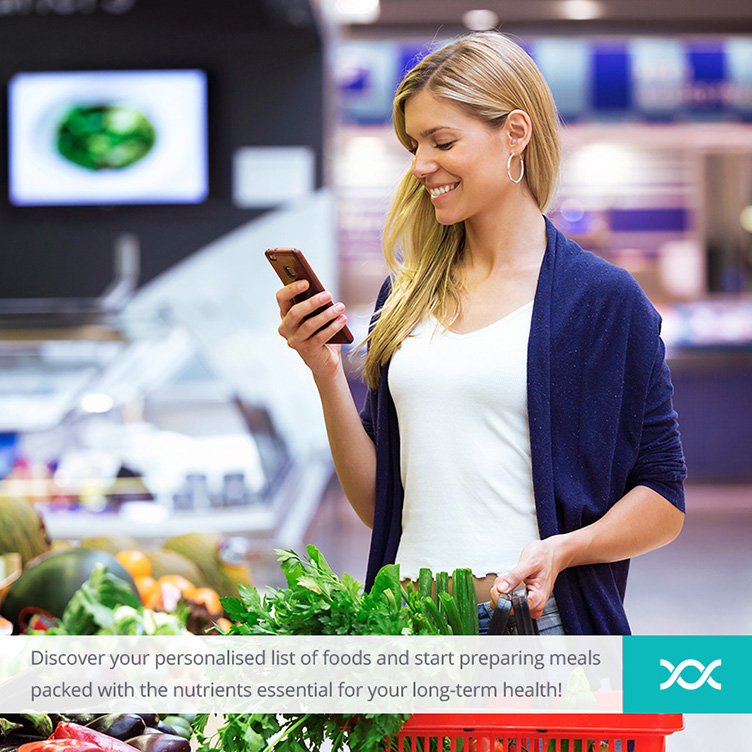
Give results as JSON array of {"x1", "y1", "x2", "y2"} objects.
[{"x1": 363, "y1": 32, "x2": 561, "y2": 390}]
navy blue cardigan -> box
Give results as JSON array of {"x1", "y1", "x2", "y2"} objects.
[{"x1": 359, "y1": 217, "x2": 686, "y2": 635}]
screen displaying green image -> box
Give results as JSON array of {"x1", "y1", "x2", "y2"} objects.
[
  {"x1": 56, "y1": 105, "x2": 157, "y2": 171},
  {"x1": 9, "y1": 69, "x2": 208, "y2": 206}
]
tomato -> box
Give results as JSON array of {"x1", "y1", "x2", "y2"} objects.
[
  {"x1": 115, "y1": 549, "x2": 151, "y2": 579},
  {"x1": 467, "y1": 738, "x2": 505, "y2": 752},
  {"x1": 135, "y1": 575, "x2": 159, "y2": 604},
  {"x1": 190, "y1": 587, "x2": 222, "y2": 615}
]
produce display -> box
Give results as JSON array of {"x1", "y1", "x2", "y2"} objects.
[
  {"x1": 0, "y1": 517, "x2": 234, "y2": 636},
  {"x1": 0, "y1": 714, "x2": 195, "y2": 752},
  {"x1": 1, "y1": 550, "x2": 138, "y2": 632},
  {"x1": 0, "y1": 504, "x2": 602, "y2": 752},
  {"x1": 20, "y1": 565, "x2": 188, "y2": 636}
]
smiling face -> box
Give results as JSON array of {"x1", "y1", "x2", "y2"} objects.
[{"x1": 403, "y1": 88, "x2": 515, "y2": 227}]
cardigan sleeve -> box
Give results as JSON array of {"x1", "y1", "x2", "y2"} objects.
[
  {"x1": 360, "y1": 389, "x2": 377, "y2": 443},
  {"x1": 625, "y1": 331, "x2": 687, "y2": 511},
  {"x1": 358, "y1": 276, "x2": 393, "y2": 445}
]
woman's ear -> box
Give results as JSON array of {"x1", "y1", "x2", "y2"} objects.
[{"x1": 504, "y1": 110, "x2": 533, "y2": 152}]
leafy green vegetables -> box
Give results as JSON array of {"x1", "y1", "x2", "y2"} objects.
[
  {"x1": 196, "y1": 546, "x2": 479, "y2": 752},
  {"x1": 34, "y1": 565, "x2": 188, "y2": 636},
  {"x1": 221, "y1": 545, "x2": 479, "y2": 638},
  {"x1": 56, "y1": 105, "x2": 156, "y2": 171}
]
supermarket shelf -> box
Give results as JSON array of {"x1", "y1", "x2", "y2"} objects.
[
  {"x1": 40, "y1": 504, "x2": 275, "y2": 540},
  {"x1": 38, "y1": 453, "x2": 334, "y2": 543}
]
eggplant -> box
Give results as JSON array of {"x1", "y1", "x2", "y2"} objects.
[
  {"x1": 125, "y1": 734, "x2": 190, "y2": 752},
  {"x1": 154, "y1": 722, "x2": 176, "y2": 736},
  {"x1": 135, "y1": 729, "x2": 161, "y2": 736},
  {"x1": 87, "y1": 714, "x2": 145, "y2": 741},
  {"x1": 135, "y1": 715, "x2": 159, "y2": 730},
  {"x1": 20, "y1": 715, "x2": 53, "y2": 739}
]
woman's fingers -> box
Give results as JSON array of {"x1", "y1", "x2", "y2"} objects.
[
  {"x1": 274, "y1": 281, "x2": 346, "y2": 379},
  {"x1": 490, "y1": 570, "x2": 523, "y2": 606},
  {"x1": 288, "y1": 293, "x2": 336, "y2": 328},
  {"x1": 280, "y1": 298, "x2": 344, "y2": 343},
  {"x1": 491, "y1": 540, "x2": 560, "y2": 620},
  {"x1": 275, "y1": 279, "x2": 318, "y2": 317}
]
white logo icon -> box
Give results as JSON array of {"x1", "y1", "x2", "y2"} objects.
[{"x1": 660, "y1": 659, "x2": 722, "y2": 690}]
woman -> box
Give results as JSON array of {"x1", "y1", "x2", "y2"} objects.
[{"x1": 276, "y1": 32, "x2": 686, "y2": 635}]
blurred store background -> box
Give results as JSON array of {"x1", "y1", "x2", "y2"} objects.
[{"x1": 1, "y1": 0, "x2": 751, "y2": 746}]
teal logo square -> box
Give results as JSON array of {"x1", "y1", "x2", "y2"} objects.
[{"x1": 623, "y1": 636, "x2": 752, "y2": 713}]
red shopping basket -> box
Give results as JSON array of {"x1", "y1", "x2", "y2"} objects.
[{"x1": 394, "y1": 714, "x2": 683, "y2": 752}]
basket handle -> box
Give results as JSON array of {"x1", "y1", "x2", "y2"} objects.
[{"x1": 487, "y1": 587, "x2": 539, "y2": 635}]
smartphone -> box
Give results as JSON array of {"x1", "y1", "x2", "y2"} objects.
[{"x1": 265, "y1": 248, "x2": 353, "y2": 345}]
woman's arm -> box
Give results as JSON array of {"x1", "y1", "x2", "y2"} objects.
[
  {"x1": 313, "y1": 366, "x2": 377, "y2": 528},
  {"x1": 276, "y1": 280, "x2": 377, "y2": 528},
  {"x1": 492, "y1": 486, "x2": 684, "y2": 618}
]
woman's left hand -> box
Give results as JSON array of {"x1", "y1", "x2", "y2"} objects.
[{"x1": 490, "y1": 537, "x2": 564, "y2": 619}]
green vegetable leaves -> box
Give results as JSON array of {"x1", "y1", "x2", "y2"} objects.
[
  {"x1": 31, "y1": 565, "x2": 186, "y2": 636},
  {"x1": 206, "y1": 547, "x2": 481, "y2": 752},
  {"x1": 57, "y1": 564, "x2": 141, "y2": 635},
  {"x1": 221, "y1": 547, "x2": 477, "y2": 638}
]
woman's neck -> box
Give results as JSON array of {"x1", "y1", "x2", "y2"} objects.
[{"x1": 461, "y1": 194, "x2": 547, "y2": 278}]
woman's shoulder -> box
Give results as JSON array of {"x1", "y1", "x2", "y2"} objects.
[{"x1": 554, "y1": 229, "x2": 655, "y2": 315}]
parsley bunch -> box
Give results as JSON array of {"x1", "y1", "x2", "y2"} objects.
[{"x1": 198, "y1": 545, "x2": 477, "y2": 752}]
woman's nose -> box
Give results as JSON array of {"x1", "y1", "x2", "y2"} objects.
[{"x1": 411, "y1": 148, "x2": 437, "y2": 180}]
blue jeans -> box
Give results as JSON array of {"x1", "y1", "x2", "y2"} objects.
[{"x1": 477, "y1": 595, "x2": 564, "y2": 635}]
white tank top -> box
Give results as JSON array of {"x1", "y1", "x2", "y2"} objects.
[{"x1": 387, "y1": 301, "x2": 539, "y2": 579}]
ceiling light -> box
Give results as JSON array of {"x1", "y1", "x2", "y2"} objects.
[
  {"x1": 560, "y1": 0, "x2": 604, "y2": 20},
  {"x1": 560, "y1": 199, "x2": 585, "y2": 223},
  {"x1": 332, "y1": 0, "x2": 380, "y2": 24},
  {"x1": 462, "y1": 9, "x2": 499, "y2": 30},
  {"x1": 81, "y1": 393, "x2": 114, "y2": 414},
  {"x1": 741, "y1": 206, "x2": 752, "y2": 234}
]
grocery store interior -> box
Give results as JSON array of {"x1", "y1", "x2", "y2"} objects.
[{"x1": 1, "y1": 0, "x2": 752, "y2": 748}]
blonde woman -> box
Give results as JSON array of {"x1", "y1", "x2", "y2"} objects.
[{"x1": 276, "y1": 32, "x2": 686, "y2": 635}]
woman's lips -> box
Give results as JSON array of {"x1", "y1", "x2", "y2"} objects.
[{"x1": 427, "y1": 182, "x2": 460, "y2": 199}]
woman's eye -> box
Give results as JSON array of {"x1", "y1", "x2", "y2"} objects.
[{"x1": 435, "y1": 142, "x2": 454, "y2": 150}]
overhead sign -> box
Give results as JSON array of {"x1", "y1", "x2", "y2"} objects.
[{"x1": 338, "y1": 37, "x2": 752, "y2": 124}]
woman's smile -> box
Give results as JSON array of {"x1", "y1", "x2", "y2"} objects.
[{"x1": 427, "y1": 181, "x2": 460, "y2": 199}]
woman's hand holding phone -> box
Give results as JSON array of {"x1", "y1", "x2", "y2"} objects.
[{"x1": 276, "y1": 279, "x2": 349, "y2": 380}]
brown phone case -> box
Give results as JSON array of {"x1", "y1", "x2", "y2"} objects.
[{"x1": 265, "y1": 248, "x2": 354, "y2": 345}]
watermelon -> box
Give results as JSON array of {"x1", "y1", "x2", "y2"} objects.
[{"x1": 0, "y1": 548, "x2": 137, "y2": 632}]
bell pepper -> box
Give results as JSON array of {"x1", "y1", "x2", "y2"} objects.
[
  {"x1": 18, "y1": 739, "x2": 102, "y2": 752},
  {"x1": 52, "y1": 723, "x2": 137, "y2": 752}
]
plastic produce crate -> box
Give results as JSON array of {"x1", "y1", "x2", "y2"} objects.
[{"x1": 394, "y1": 714, "x2": 683, "y2": 752}]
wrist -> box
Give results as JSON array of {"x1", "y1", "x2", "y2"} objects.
[
  {"x1": 312, "y1": 360, "x2": 346, "y2": 390},
  {"x1": 548, "y1": 531, "x2": 582, "y2": 573}
]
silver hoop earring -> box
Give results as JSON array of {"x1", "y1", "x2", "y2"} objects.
[{"x1": 507, "y1": 152, "x2": 524, "y2": 184}]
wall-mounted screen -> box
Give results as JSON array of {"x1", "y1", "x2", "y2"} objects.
[{"x1": 8, "y1": 69, "x2": 208, "y2": 206}]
